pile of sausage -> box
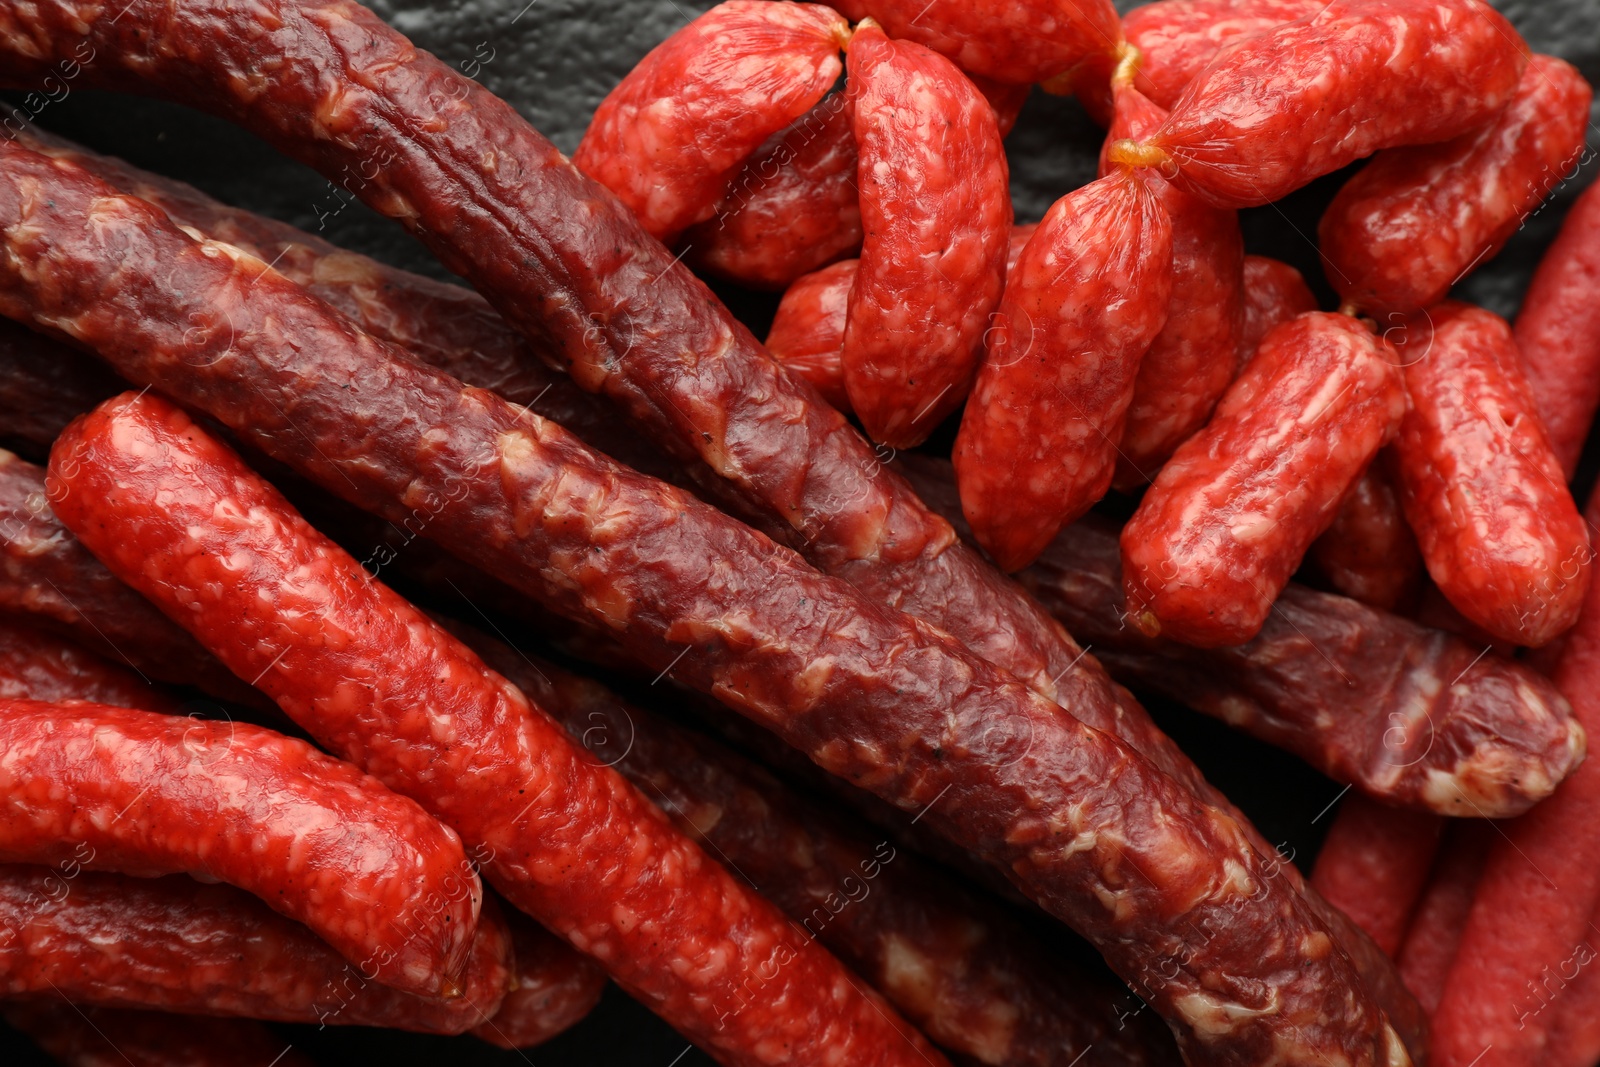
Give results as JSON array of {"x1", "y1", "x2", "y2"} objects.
[{"x1": 0, "y1": 0, "x2": 1596, "y2": 1064}]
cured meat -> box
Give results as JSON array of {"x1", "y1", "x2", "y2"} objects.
[
  {"x1": 2, "y1": 1003, "x2": 316, "y2": 1067},
  {"x1": 0, "y1": 621, "x2": 178, "y2": 712},
  {"x1": 1310, "y1": 796, "x2": 1443, "y2": 955},
  {"x1": 1307, "y1": 463, "x2": 1424, "y2": 612}
]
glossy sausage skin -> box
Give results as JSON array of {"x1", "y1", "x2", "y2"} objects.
[
  {"x1": 1122, "y1": 0, "x2": 1325, "y2": 108},
  {"x1": 1100, "y1": 85, "x2": 1244, "y2": 488},
  {"x1": 766, "y1": 258, "x2": 856, "y2": 413},
  {"x1": 955, "y1": 169, "x2": 1173, "y2": 572},
  {"x1": 1146, "y1": 0, "x2": 1530, "y2": 207},
  {"x1": 1308, "y1": 462, "x2": 1424, "y2": 613},
  {"x1": 843, "y1": 22, "x2": 1011, "y2": 447},
  {"x1": 452, "y1": 621, "x2": 1183, "y2": 1067},
  {"x1": 0, "y1": 699, "x2": 478, "y2": 995},
  {"x1": 1390, "y1": 302, "x2": 1590, "y2": 647},
  {"x1": 1321, "y1": 55, "x2": 1593, "y2": 318},
  {"x1": 1515, "y1": 180, "x2": 1600, "y2": 479},
  {"x1": 572, "y1": 0, "x2": 847, "y2": 242},
  {"x1": 1239, "y1": 254, "x2": 1318, "y2": 365},
  {"x1": 0, "y1": 621, "x2": 178, "y2": 712},
  {"x1": 0, "y1": 865, "x2": 510, "y2": 1032},
  {"x1": 1123, "y1": 313, "x2": 1406, "y2": 647},
  {"x1": 469, "y1": 909, "x2": 605, "y2": 1051},
  {"x1": 49, "y1": 392, "x2": 943, "y2": 1067},
  {"x1": 2, "y1": 1003, "x2": 316, "y2": 1067},
  {"x1": 0, "y1": 146, "x2": 1403, "y2": 1065}
]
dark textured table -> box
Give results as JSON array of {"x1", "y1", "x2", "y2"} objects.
[{"x1": 1, "y1": 0, "x2": 1597, "y2": 1063}]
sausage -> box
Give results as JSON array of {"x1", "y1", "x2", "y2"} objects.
[
  {"x1": 1120, "y1": 0, "x2": 1326, "y2": 109},
  {"x1": 1396, "y1": 821, "x2": 1492, "y2": 1016},
  {"x1": 449, "y1": 619, "x2": 1184, "y2": 1067},
  {"x1": 1514, "y1": 180, "x2": 1600, "y2": 479},
  {"x1": 2, "y1": 1003, "x2": 316, "y2": 1067},
  {"x1": 48, "y1": 393, "x2": 944, "y2": 1067},
  {"x1": 954, "y1": 168, "x2": 1174, "y2": 571},
  {"x1": 828, "y1": 0, "x2": 1122, "y2": 84},
  {"x1": 572, "y1": 0, "x2": 848, "y2": 242},
  {"x1": 766, "y1": 258, "x2": 857, "y2": 412},
  {"x1": 1099, "y1": 84, "x2": 1245, "y2": 488},
  {"x1": 0, "y1": 865, "x2": 511, "y2": 1032},
  {"x1": 470, "y1": 909, "x2": 607, "y2": 1051},
  {"x1": 1429, "y1": 483, "x2": 1600, "y2": 1067},
  {"x1": 0, "y1": 150, "x2": 1413, "y2": 1064},
  {"x1": 1307, "y1": 463, "x2": 1425, "y2": 613},
  {"x1": 1309, "y1": 796, "x2": 1443, "y2": 956},
  {"x1": 1540, "y1": 895, "x2": 1600, "y2": 1067},
  {"x1": 0, "y1": 8, "x2": 1380, "y2": 1004},
  {"x1": 1321, "y1": 55, "x2": 1593, "y2": 319},
  {"x1": 842, "y1": 21, "x2": 1012, "y2": 447},
  {"x1": 0, "y1": 621, "x2": 178, "y2": 712},
  {"x1": 684, "y1": 92, "x2": 863, "y2": 292},
  {"x1": 899, "y1": 453, "x2": 1585, "y2": 817},
  {"x1": 0, "y1": 449, "x2": 268, "y2": 708},
  {"x1": 1122, "y1": 312, "x2": 1406, "y2": 646},
  {"x1": 0, "y1": 699, "x2": 479, "y2": 995},
  {"x1": 1239, "y1": 254, "x2": 1318, "y2": 365},
  {"x1": 1388, "y1": 302, "x2": 1590, "y2": 647},
  {"x1": 0, "y1": 317, "x2": 126, "y2": 459},
  {"x1": 1133, "y1": 0, "x2": 1530, "y2": 207}
]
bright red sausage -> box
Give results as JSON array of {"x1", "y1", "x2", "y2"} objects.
[
  {"x1": 766, "y1": 258, "x2": 856, "y2": 412},
  {"x1": 1396, "y1": 821, "x2": 1491, "y2": 1016},
  {"x1": 955, "y1": 169, "x2": 1173, "y2": 572},
  {"x1": 842, "y1": 22, "x2": 1011, "y2": 447},
  {"x1": 1307, "y1": 463, "x2": 1425, "y2": 613},
  {"x1": 1389, "y1": 302, "x2": 1590, "y2": 647},
  {"x1": 0, "y1": 699, "x2": 478, "y2": 995},
  {"x1": 1239, "y1": 254, "x2": 1318, "y2": 364},
  {"x1": 48, "y1": 391, "x2": 945, "y2": 1067},
  {"x1": 1122, "y1": 312, "x2": 1406, "y2": 646},
  {"x1": 573, "y1": 0, "x2": 848, "y2": 241},
  {"x1": 1139, "y1": 0, "x2": 1530, "y2": 207},
  {"x1": 1122, "y1": 0, "x2": 1325, "y2": 108},
  {"x1": 1321, "y1": 54, "x2": 1592, "y2": 318},
  {"x1": 1310, "y1": 795, "x2": 1442, "y2": 956}
]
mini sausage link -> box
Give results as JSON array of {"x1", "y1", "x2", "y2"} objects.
[
  {"x1": 766, "y1": 258, "x2": 857, "y2": 412},
  {"x1": 1119, "y1": 0, "x2": 1325, "y2": 109},
  {"x1": 0, "y1": 865, "x2": 512, "y2": 1032},
  {"x1": 1514, "y1": 180, "x2": 1600, "y2": 479},
  {"x1": 901, "y1": 454, "x2": 1585, "y2": 817},
  {"x1": 1310, "y1": 796, "x2": 1443, "y2": 956},
  {"x1": 1122, "y1": 312, "x2": 1406, "y2": 646},
  {"x1": 1396, "y1": 821, "x2": 1492, "y2": 1016},
  {"x1": 0, "y1": 700, "x2": 479, "y2": 995},
  {"x1": 451, "y1": 620, "x2": 1184, "y2": 1067},
  {"x1": 49, "y1": 392, "x2": 945, "y2": 1067},
  {"x1": 0, "y1": 121, "x2": 1412, "y2": 1065},
  {"x1": 1389, "y1": 302, "x2": 1591, "y2": 647},
  {"x1": 842, "y1": 22, "x2": 1011, "y2": 447},
  {"x1": 1321, "y1": 55, "x2": 1593, "y2": 319},
  {"x1": 1099, "y1": 84, "x2": 1245, "y2": 487},
  {"x1": 2, "y1": 1003, "x2": 316, "y2": 1067},
  {"x1": 0, "y1": 317, "x2": 127, "y2": 459},
  {"x1": 1238, "y1": 255, "x2": 1318, "y2": 365},
  {"x1": 0, "y1": 622, "x2": 178, "y2": 712},
  {"x1": 829, "y1": 0, "x2": 1122, "y2": 84},
  {"x1": 573, "y1": 0, "x2": 848, "y2": 242},
  {"x1": 955, "y1": 169, "x2": 1173, "y2": 572},
  {"x1": 1137, "y1": 0, "x2": 1530, "y2": 208},
  {"x1": 1307, "y1": 463, "x2": 1425, "y2": 613},
  {"x1": 469, "y1": 908, "x2": 606, "y2": 1050}
]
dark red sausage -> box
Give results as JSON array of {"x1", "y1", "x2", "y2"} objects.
[
  {"x1": 469, "y1": 908, "x2": 606, "y2": 1051},
  {"x1": 0, "y1": 699, "x2": 478, "y2": 995},
  {"x1": 0, "y1": 450, "x2": 266, "y2": 707},
  {"x1": 1123, "y1": 313, "x2": 1406, "y2": 647},
  {"x1": 1138, "y1": 0, "x2": 1530, "y2": 207},
  {"x1": 842, "y1": 22, "x2": 1011, "y2": 447},
  {"x1": 1541, "y1": 892, "x2": 1600, "y2": 1067},
  {"x1": 1514, "y1": 180, "x2": 1600, "y2": 479},
  {"x1": 1389, "y1": 302, "x2": 1590, "y2": 647},
  {"x1": 829, "y1": 0, "x2": 1122, "y2": 84},
  {"x1": 1307, "y1": 463, "x2": 1425, "y2": 613},
  {"x1": 1310, "y1": 796, "x2": 1443, "y2": 956},
  {"x1": 1396, "y1": 821, "x2": 1491, "y2": 1016},
  {"x1": 766, "y1": 258, "x2": 857, "y2": 413},
  {"x1": 1321, "y1": 55, "x2": 1592, "y2": 319},
  {"x1": 1099, "y1": 84, "x2": 1244, "y2": 488},
  {"x1": 954, "y1": 169, "x2": 1173, "y2": 571},
  {"x1": 1121, "y1": 0, "x2": 1325, "y2": 109},
  {"x1": 453, "y1": 620, "x2": 1183, "y2": 1067},
  {"x1": 2, "y1": 1003, "x2": 316, "y2": 1067},
  {"x1": 0, "y1": 317, "x2": 126, "y2": 458},
  {"x1": 0, "y1": 136, "x2": 1410, "y2": 1064},
  {"x1": 0, "y1": 865, "x2": 511, "y2": 1032},
  {"x1": 572, "y1": 0, "x2": 848, "y2": 242},
  {"x1": 49, "y1": 392, "x2": 943, "y2": 1067},
  {"x1": 0, "y1": 621, "x2": 178, "y2": 712},
  {"x1": 901, "y1": 454, "x2": 1584, "y2": 817},
  {"x1": 1239, "y1": 254, "x2": 1318, "y2": 365}
]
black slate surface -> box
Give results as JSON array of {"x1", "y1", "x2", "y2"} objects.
[{"x1": 3, "y1": 0, "x2": 1599, "y2": 1063}]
